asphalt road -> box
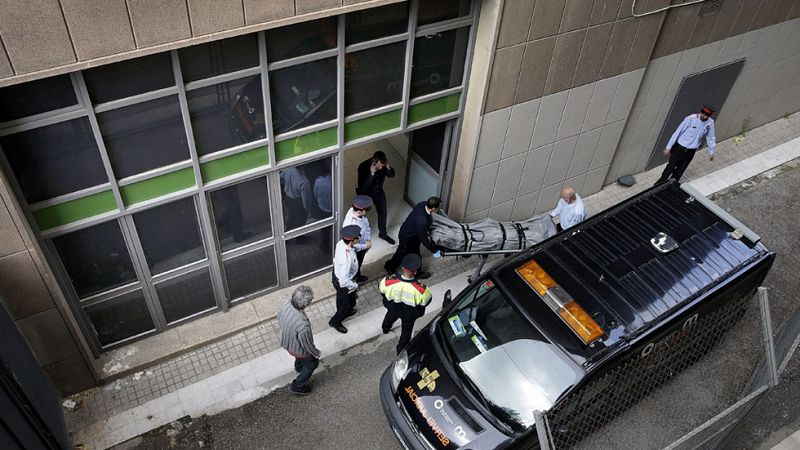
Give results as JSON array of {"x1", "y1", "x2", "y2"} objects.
[{"x1": 120, "y1": 160, "x2": 800, "y2": 450}]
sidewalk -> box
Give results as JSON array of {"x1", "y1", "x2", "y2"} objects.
[{"x1": 64, "y1": 113, "x2": 800, "y2": 449}]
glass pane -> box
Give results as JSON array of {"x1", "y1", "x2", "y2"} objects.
[
  {"x1": 0, "y1": 75, "x2": 77, "y2": 122},
  {"x1": 266, "y1": 17, "x2": 336, "y2": 61},
  {"x1": 280, "y1": 158, "x2": 332, "y2": 232},
  {"x1": 179, "y1": 34, "x2": 259, "y2": 82},
  {"x1": 84, "y1": 290, "x2": 155, "y2": 346},
  {"x1": 345, "y1": 42, "x2": 406, "y2": 115},
  {"x1": 188, "y1": 75, "x2": 265, "y2": 156},
  {"x1": 286, "y1": 226, "x2": 332, "y2": 280},
  {"x1": 345, "y1": 3, "x2": 409, "y2": 44},
  {"x1": 411, "y1": 27, "x2": 469, "y2": 98},
  {"x1": 155, "y1": 268, "x2": 216, "y2": 323},
  {"x1": 223, "y1": 246, "x2": 278, "y2": 300},
  {"x1": 1, "y1": 118, "x2": 108, "y2": 203},
  {"x1": 418, "y1": 0, "x2": 472, "y2": 26},
  {"x1": 134, "y1": 197, "x2": 205, "y2": 274},
  {"x1": 269, "y1": 57, "x2": 337, "y2": 134},
  {"x1": 52, "y1": 220, "x2": 137, "y2": 298},
  {"x1": 210, "y1": 177, "x2": 272, "y2": 253},
  {"x1": 97, "y1": 95, "x2": 189, "y2": 178},
  {"x1": 83, "y1": 53, "x2": 175, "y2": 104}
]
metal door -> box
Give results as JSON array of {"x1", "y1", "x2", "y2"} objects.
[
  {"x1": 404, "y1": 121, "x2": 455, "y2": 207},
  {"x1": 645, "y1": 59, "x2": 745, "y2": 170}
]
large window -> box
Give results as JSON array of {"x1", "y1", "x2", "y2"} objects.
[{"x1": 0, "y1": 0, "x2": 475, "y2": 351}]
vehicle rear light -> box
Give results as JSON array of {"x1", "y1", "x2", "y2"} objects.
[{"x1": 516, "y1": 260, "x2": 605, "y2": 344}]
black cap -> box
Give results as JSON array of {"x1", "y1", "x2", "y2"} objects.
[
  {"x1": 341, "y1": 224, "x2": 361, "y2": 240},
  {"x1": 401, "y1": 254, "x2": 421, "y2": 271},
  {"x1": 352, "y1": 195, "x2": 373, "y2": 209}
]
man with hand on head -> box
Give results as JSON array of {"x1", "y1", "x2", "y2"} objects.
[
  {"x1": 656, "y1": 106, "x2": 717, "y2": 184},
  {"x1": 329, "y1": 225, "x2": 360, "y2": 334},
  {"x1": 380, "y1": 254, "x2": 433, "y2": 354},
  {"x1": 384, "y1": 196, "x2": 441, "y2": 279},
  {"x1": 342, "y1": 195, "x2": 373, "y2": 283},
  {"x1": 357, "y1": 151, "x2": 396, "y2": 244}
]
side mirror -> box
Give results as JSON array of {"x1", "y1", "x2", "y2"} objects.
[{"x1": 443, "y1": 289, "x2": 452, "y2": 307}]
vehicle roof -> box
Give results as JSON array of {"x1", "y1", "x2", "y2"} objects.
[{"x1": 494, "y1": 182, "x2": 770, "y2": 365}]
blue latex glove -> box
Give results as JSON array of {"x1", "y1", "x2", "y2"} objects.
[{"x1": 433, "y1": 250, "x2": 442, "y2": 258}]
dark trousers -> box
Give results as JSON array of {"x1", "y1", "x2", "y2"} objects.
[
  {"x1": 284, "y1": 196, "x2": 307, "y2": 230},
  {"x1": 355, "y1": 249, "x2": 366, "y2": 277},
  {"x1": 657, "y1": 143, "x2": 697, "y2": 184},
  {"x1": 291, "y1": 357, "x2": 319, "y2": 389},
  {"x1": 382, "y1": 298, "x2": 424, "y2": 354},
  {"x1": 384, "y1": 240, "x2": 421, "y2": 274},
  {"x1": 329, "y1": 278, "x2": 357, "y2": 325},
  {"x1": 368, "y1": 190, "x2": 388, "y2": 236}
]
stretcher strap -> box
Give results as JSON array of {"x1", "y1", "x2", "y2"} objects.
[
  {"x1": 459, "y1": 223, "x2": 469, "y2": 252},
  {"x1": 512, "y1": 223, "x2": 526, "y2": 249},
  {"x1": 499, "y1": 223, "x2": 507, "y2": 249}
]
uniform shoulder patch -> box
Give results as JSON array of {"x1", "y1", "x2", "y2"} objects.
[
  {"x1": 411, "y1": 281, "x2": 427, "y2": 294},
  {"x1": 383, "y1": 277, "x2": 401, "y2": 286}
]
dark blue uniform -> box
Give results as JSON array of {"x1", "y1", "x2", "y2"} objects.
[{"x1": 384, "y1": 202, "x2": 435, "y2": 273}]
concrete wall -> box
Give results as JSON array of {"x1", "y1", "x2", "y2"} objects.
[
  {"x1": 0, "y1": 174, "x2": 97, "y2": 394},
  {"x1": 0, "y1": 0, "x2": 401, "y2": 87}
]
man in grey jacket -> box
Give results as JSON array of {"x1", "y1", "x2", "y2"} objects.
[{"x1": 278, "y1": 285, "x2": 321, "y2": 395}]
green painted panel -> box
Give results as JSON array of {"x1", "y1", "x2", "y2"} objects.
[
  {"x1": 120, "y1": 168, "x2": 196, "y2": 205},
  {"x1": 344, "y1": 110, "x2": 401, "y2": 142},
  {"x1": 201, "y1": 146, "x2": 269, "y2": 182},
  {"x1": 408, "y1": 94, "x2": 461, "y2": 124},
  {"x1": 33, "y1": 191, "x2": 117, "y2": 230},
  {"x1": 275, "y1": 127, "x2": 337, "y2": 162}
]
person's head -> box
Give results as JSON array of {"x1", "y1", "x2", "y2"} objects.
[
  {"x1": 372, "y1": 151, "x2": 388, "y2": 170},
  {"x1": 400, "y1": 254, "x2": 421, "y2": 278},
  {"x1": 290, "y1": 285, "x2": 314, "y2": 310},
  {"x1": 341, "y1": 224, "x2": 361, "y2": 246},
  {"x1": 425, "y1": 196, "x2": 441, "y2": 214},
  {"x1": 560, "y1": 186, "x2": 577, "y2": 204},
  {"x1": 352, "y1": 195, "x2": 373, "y2": 217},
  {"x1": 699, "y1": 106, "x2": 715, "y2": 122}
]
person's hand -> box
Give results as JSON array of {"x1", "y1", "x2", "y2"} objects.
[
  {"x1": 663, "y1": 148, "x2": 670, "y2": 157},
  {"x1": 709, "y1": 154, "x2": 715, "y2": 161},
  {"x1": 370, "y1": 163, "x2": 377, "y2": 175},
  {"x1": 365, "y1": 240, "x2": 373, "y2": 250},
  {"x1": 348, "y1": 286, "x2": 358, "y2": 294},
  {"x1": 433, "y1": 250, "x2": 442, "y2": 258}
]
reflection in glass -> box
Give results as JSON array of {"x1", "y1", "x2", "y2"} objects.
[
  {"x1": 266, "y1": 17, "x2": 336, "y2": 61},
  {"x1": 345, "y1": 42, "x2": 406, "y2": 115},
  {"x1": 83, "y1": 53, "x2": 175, "y2": 104},
  {"x1": 345, "y1": 3, "x2": 408, "y2": 44},
  {"x1": 280, "y1": 158, "x2": 332, "y2": 232},
  {"x1": 84, "y1": 290, "x2": 154, "y2": 347},
  {"x1": 286, "y1": 226, "x2": 332, "y2": 280},
  {"x1": 179, "y1": 34, "x2": 259, "y2": 82},
  {"x1": 52, "y1": 220, "x2": 138, "y2": 299},
  {"x1": 0, "y1": 74, "x2": 77, "y2": 122},
  {"x1": 133, "y1": 197, "x2": 205, "y2": 275},
  {"x1": 223, "y1": 246, "x2": 278, "y2": 300},
  {"x1": 1, "y1": 118, "x2": 108, "y2": 203},
  {"x1": 411, "y1": 28, "x2": 470, "y2": 98},
  {"x1": 97, "y1": 95, "x2": 189, "y2": 178},
  {"x1": 155, "y1": 268, "x2": 216, "y2": 323},
  {"x1": 269, "y1": 58, "x2": 337, "y2": 134},
  {"x1": 418, "y1": 0, "x2": 472, "y2": 26},
  {"x1": 210, "y1": 177, "x2": 272, "y2": 253},
  {"x1": 188, "y1": 75, "x2": 265, "y2": 156}
]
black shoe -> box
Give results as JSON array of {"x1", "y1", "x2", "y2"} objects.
[
  {"x1": 289, "y1": 385, "x2": 312, "y2": 396},
  {"x1": 330, "y1": 322, "x2": 348, "y2": 334},
  {"x1": 379, "y1": 234, "x2": 396, "y2": 245},
  {"x1": 382, "y1": 327, "x2": 390, "y2": 335},
  {"x1": 355, "y1": 275, "x2": 368, "y2": 283},
  {"x1": 416, "y1": 270, "x2": 431, "y2": 279},
  {"x1": 345, "y1": 308, "x2": 358, "y2": 319}
]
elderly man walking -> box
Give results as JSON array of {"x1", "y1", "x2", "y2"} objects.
[{"x1": 278, "y1": 285, "x2": 321, "y2": 396}]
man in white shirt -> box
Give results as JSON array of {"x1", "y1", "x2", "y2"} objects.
[
  {"x1": 329, "y1": 225, "x2": 361, "y2": 334},
  {"x1": 550, "y1": 186, "x2": 587, "y2": 231},
  {"x1": 342, "y1": 195, "x2": 373, "y2": 283},
  {"x1": 656, "y1": 106, "x2": 717, "y2": 184}
]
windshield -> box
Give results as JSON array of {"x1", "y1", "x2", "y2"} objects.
[{"x1": 439, "y1": 278, "x2": 582, "y2": 430}]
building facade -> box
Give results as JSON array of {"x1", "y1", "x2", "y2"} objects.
[{"x1": 1, "y1": 0, "x2": 799, "y2": 394}]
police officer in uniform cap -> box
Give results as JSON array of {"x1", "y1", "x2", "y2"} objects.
[
  {"x1": 329, "y1": 224, "x2": 360, "y2": 334},
  {"x1": 342, "y1": 195, "x2": 373, "y2": 283},
  {"x1": 379, "y1": 254, "x2": 433, "y2": 354}
]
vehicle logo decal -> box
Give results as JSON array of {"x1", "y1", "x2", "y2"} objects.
[{"x1": 417, "y1": 368, "x2": 440, "y2": 393}]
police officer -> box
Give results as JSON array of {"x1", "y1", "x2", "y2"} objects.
[
  {"x1": 380, "y1": 254, "x2": 433, "y2": 354},
  {"x1": 329, "y1": 225, "x2": 360, "y2": 334},
  {"x1": 384, "y1": 196, "x2": 441, "y2": 278},
  {"x1": 656, "y1": 105, "x2": 717, "y2": 184},
  {"x1": 342, "y1": 195, "x2": 373, "y2": 283}
]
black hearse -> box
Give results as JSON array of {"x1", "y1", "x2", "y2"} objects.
[{"x1": 380, "y1": 182, "x2": 774, "y2": 449}]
